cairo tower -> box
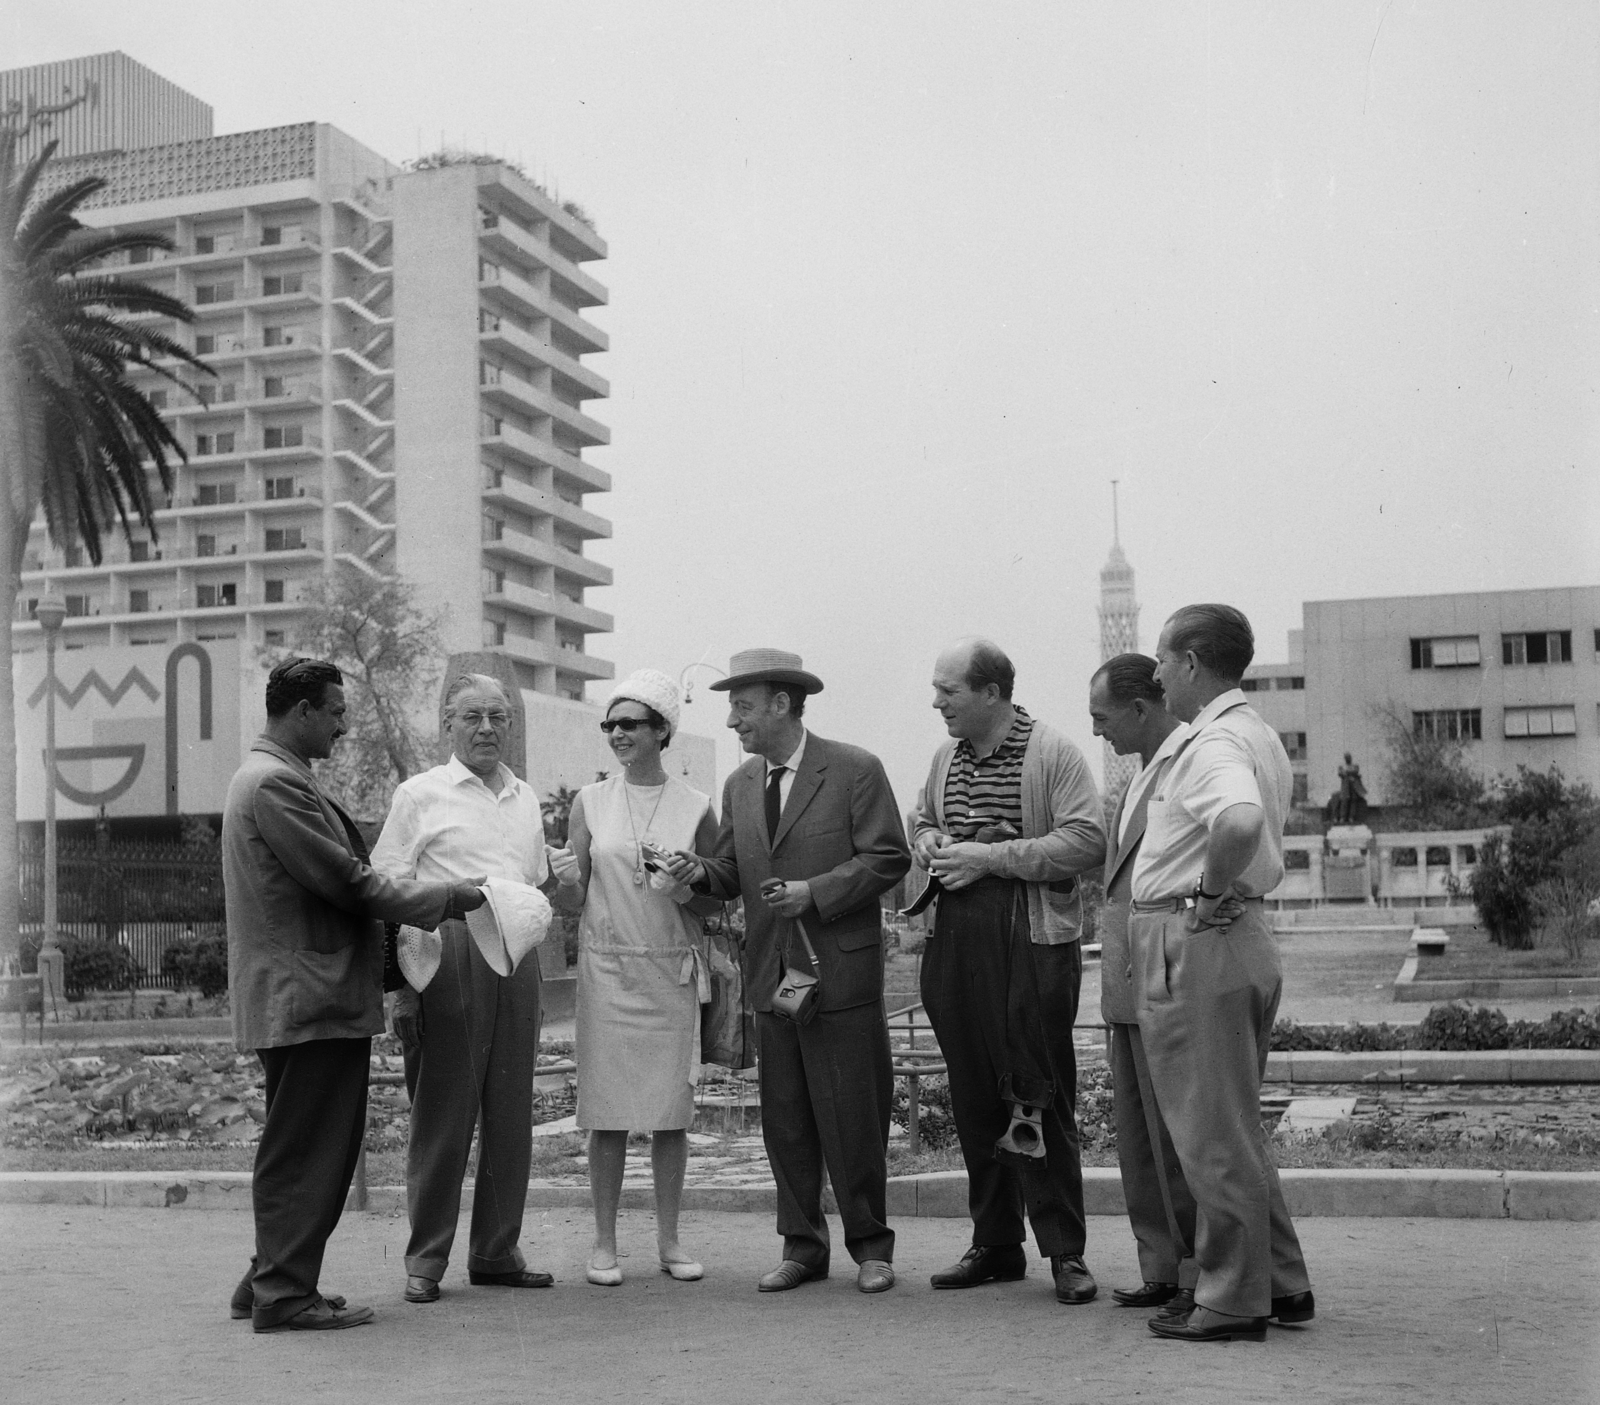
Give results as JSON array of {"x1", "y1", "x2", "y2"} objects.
[{"x1": 1098, "y1": 485, "x2": 1140, "y2": 806}]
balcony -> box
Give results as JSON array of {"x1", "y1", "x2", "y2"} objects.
[
  {"x1": 481, "y1": 473, "x2": 610, "y2": 540},
  {"x1": 253, "y1": 278, "x2": 322, "y2": 306},
  {"x1": 478, "y1": 321, "x2": 608, "y2": 400},
  {"x1": 479, "y1": 374, "x2": 609, "y2": 448},
  {"x1": 478, "y1": 264, "x2": 608, "y2": 355},
  {"x1": 486, "y1": 578, "x2": 613, "y2": 633},
  {"x1": 481, "y1": 526, "x2": 612, "y2": 587},
  {"x1": 479, "y1": 421, "x2": 611, "y2": 493},
  {"x1": 478, "y1": 217, "x2": 607, "y2": 309},
  {"x1": 491, "y1": 632, "x2": 614, "y2": 681}
]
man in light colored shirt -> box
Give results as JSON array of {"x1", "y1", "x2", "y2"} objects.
[
  {"x1": 372, "y1": 673, "x2": 552, "y2": 1305},
  {"x1": 1088, "y1": 654, "x2": 1197, "y2": 1315},
  {"x1": 1130, "y1": 605, "x2": 1313, "y2": 1345}
]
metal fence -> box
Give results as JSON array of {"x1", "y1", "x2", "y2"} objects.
[{"x1": 18, "y1": 837, "x2": 226, "y2": 989}]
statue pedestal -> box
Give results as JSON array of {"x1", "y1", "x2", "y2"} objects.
[{"x1": 1324, "y1": 826, "x2": 1374, "y2": 903}]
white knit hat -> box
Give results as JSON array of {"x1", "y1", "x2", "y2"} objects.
[{"x1": 606, "y1": 668, "x2": 681, "y2": 739}]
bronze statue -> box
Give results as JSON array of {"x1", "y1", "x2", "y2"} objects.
[{"x1": 1334, "y1": 753, "x2": 1367, "y2": 824}]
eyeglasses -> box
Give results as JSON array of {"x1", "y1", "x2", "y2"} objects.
[
  {"x1": 457, "y1": 710, "x2": 510, "y2": 730},
  {"x1": 600, "y1": 717, "x2": 651, "y2": 734}
]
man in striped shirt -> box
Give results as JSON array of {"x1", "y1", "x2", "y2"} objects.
[{"x1": 911, "y1": 639, "x2": 1107, "y2": 1306}]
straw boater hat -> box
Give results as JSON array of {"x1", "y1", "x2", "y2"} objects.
[
  {"x1": 708, "y1": 648, "x2": 825, "y2": 695},
  {"x1": 396, "y1": 878, "x2": 553, "y2": 991}
]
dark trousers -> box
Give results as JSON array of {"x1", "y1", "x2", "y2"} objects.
[
  {"x1": 1109, "y1": 1020, "x2": 1198, "y2": 1286},
  {"x1": 757, "y1": 1003, "x2": 896, "y2": 1268},
  {"x1": 1133, "y1": 905, "x2": 1311, "y2": 1316},
  {"x1": 404, "y1": 920, "x2": 541, "y2": 1281},
  {"x1": 921, "y1": 877, "x2": 1087, "y2": 1258},
  {"x1": 247, "y1": 1037, "x2": 370, "y2": 1328}
]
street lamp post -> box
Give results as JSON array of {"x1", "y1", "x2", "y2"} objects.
[{"x1": 34, "y1": 593, "x2": 67, "y2": 1013}]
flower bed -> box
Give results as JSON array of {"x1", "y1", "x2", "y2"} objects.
[{"x1": 1272, "y1": 1003, "x2": 1600, "y2": 1052}]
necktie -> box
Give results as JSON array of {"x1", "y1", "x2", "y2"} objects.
[{"x1": 766, "y1": 765, "x2": 787, "y2": 843}]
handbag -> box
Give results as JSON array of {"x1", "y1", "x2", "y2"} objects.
[
  {"x1": 769, "y1": 916, "x2": 822, "y2": 1026},
  {"x1": 700, "y1": 904, "x2": 757, "y2": 1070}
]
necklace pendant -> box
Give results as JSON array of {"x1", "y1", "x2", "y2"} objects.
[{"x1": 632, "y1": 867, "x2": 646, "y2": 886}]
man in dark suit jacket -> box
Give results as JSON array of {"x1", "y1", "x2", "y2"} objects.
[
  {"x1": 666, "y1": 649, "x2": 910, "y2": 1294},
  {"x1": 223, "y1": 657, "x2": 485, "y2": 1332}
]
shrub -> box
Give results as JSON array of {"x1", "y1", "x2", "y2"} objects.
[
  {"x1": 162, "y1": 933, "x2": 230, "y2": 998},
  {"x1": 1471, "y1": 767, "x2": 1600, "y2": 949},
  {"x1": 1270, "y1": 1020, "x2": 1410, "y2": 1053},
  {"x1": 1415, "y1": 1001, "x2": 1510, "y2": 1050},
  {"x1": 1272, "y1": 1005, "x2": 1600, "y2": 1051},
  {"x1": 60, "y1": 938, "x2": 142, "y2": 997}
]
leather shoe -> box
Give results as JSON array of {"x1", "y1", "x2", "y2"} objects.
[
  {"x1": 254, "y1": 1296, "x2": 374, "y2": 1333},
  {"x1": 758, "y1": 1259, "x2": 827, "y2": 1292},
  {"x1": 1155, "y1": 1287, "x2": 1194, "y2": 1322},
  {"x1": 930, "y1": 1244, "x2": 1028, "y2": 1289},
  {"x1": 1149, "y1": 1305, "x2": 1266, "y2": 1342},
  {"x1": 1270, "y1": 1289, "x2": 1315, "y2": 1324},
  {"x1": 232, "y1": 1276, "x2": 345, "y2": 1319},
  {"x1": 1112, "y1": 1280, "x2": 1178, "y2": 1308},
  {"x1": 857, "y1": 1260, "x2": 895, "y2": 1294},
  {"x1": 404, "y1": 1276, "x2": 440, "y2": 1304},
  {"x1": 1051, "y1": 1253, "x2": 1097, "y2": 1304},
  {"x1": 468, "y1": 1269, "x2": 554, "y2": 1289}
]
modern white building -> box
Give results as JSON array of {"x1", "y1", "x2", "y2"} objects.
[
  {"x1": 7, "y1": 52, "x2": 714, "y2": 811},
  {"x1": 1245, "y1": 587, "x2": 1600, "y2": 810}
]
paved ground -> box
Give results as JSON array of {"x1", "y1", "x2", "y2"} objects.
[{"x1": 4, "y1": 1206, "x2": 1596, "y2": 1405}]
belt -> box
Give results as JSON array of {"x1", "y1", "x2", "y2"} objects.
[{"x1": 1132, "y1": 895, "x2": 1265, "y2": 914}]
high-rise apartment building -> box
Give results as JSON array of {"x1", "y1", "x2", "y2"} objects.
[{"x1": 7, "y1": 53, "x2": 627, "y2": 799}]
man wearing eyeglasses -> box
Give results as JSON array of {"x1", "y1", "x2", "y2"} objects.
[
  {"x1": 224, "y1": 658, "x2": 486, "y2": 1332},
  {"x1": 371, "y1": 673, "x2": 554, "y2": 1304}
]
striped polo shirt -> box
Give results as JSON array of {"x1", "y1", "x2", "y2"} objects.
[{"x1": 942, "y1": 707, "x2": 1033, "y2": 839}]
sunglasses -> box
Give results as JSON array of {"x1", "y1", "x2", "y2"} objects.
[{"x1": 600, "y1": 717, "x2": 654, "y2": 734}]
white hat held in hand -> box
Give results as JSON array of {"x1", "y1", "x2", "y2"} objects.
[
  {"x1": 465, "y1": 878, "x2": 553, "y2": 976},
  {"x1": 397, "y1": 925, "x2": 444, "y2": 992}
]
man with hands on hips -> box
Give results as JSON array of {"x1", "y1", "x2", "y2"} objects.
[
  {"x1": 662, "y1": 648, "x2": 910, "y2": 1296},
  {"x1": 1130, "y1": 604, "x2": 1313, "y2": 1344}
]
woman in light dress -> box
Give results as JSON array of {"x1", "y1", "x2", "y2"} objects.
[{"x1": 549, "y1": 670, "x2": 718, "y2": 1285}]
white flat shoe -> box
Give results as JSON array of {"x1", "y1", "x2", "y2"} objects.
[
  {"x1": 587, "y1": 1255, "x2": 623, "y2": 1287},
  {"x1": 660, "y1": 1259, "x2": 703, "y2": 1282}
]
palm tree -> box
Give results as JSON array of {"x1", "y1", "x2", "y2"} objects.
[{"x1": 0, "y1": 118, "x2": 211, "y2": 962}]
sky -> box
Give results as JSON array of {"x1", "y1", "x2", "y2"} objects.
[{"x1": 9, "y1": 1, "x2": 1599, "y2": 811}]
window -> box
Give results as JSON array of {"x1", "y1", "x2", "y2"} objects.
[
  {"x1": 261, "y1": 273, "x2": 303, "y2": 297},
  {"x1": 1457, "y1": 845, "x2": 1478, "y2": 866},
  {"x1": 196, "y1": 383, "x2": 216, "y2": 406},
  {"x1": 217, "y1": 384, "x2": 237, "y2": 403},
  {"x1": 263, "y1": 377, "x2": 286, "y2": 398},
  {"x1": 196, "y1": 535, "x2": 216, "y2": 558},
  {"x1": 479, "y1": 359, "x2": 502, "y2": 386},
  {"x1": 1424, "y1": 846, "x2": 1451, "y2": 867},
  {"x1": 479, "y1": 412, "x2": 503, "y2": 437},
  {"x1": 1410, "y1": 636, "x2": 1481, "y2": 669},
  {"x1": 196, "y1": 483, "x2": 237, "y2": 506},
  {"x1": 1279, "y1": 731, "x2": 1307, "y2": 761},
  {"x1": 1275, "y1": 676, "x2": 1304, "y2": 691},
  {"x1": 264, "y1": 476, "x2": 296, "y2": 500},
  {"x1": 1390, "y1": 848, "x2": 1418, "y2": 868},
  {"x1": 480, "y1": 309, "x2": 501, "y2": 333},
  {"x1": 65, "y1": 594, "x2": 90, "y2": 617},
  {"x1": 194, "y1": 282, "x2": 233, "y2": 305},
  {"x1": 1291, "y1": 773, "x2": 1309, "y2": 806},
  {"x1": 195, "y1": 235, "x2": 215, "y2": 254},
  {"x1": 128, "y1": 590, "x2": 150, "y2": 613},
  {"x1": 264, "y1": 579, "x2": 285, "y2": 604},
  {"x1": 1504, "y1": 705, "x2": 1577, "y2": 738},
  {"x1": 1283, "y1": 849, "x2": 1311, "y2": 872},
  {"x1": 129, "y1": 246, "x2": 152, "y2": 264},
  {"x1": 215, "y1": 431, "x2": 235, "y2": 454},
  {"x1": 479, "y1": 258, "x2": 501, "y2": 283},
  {"x1": 265, "y1": 527, "x2": 305, "y2": 552},
  {"x1": 483, "y1": 619, "x2": 506, "y2": 647},
  {"x1": 264, "y1": 629, "x2": 286, "y2": 647},
  {"x1": 260, "y1": 225, "x2": 283, "y2": 246},
  {"x1": 1240, "y1": 678, "x2": 1264, "y2": 692},
  {"x1": 263, "y1": 425, "x2": 303, "y2": 449},
  {"x1": 482, "y1": 515, "x2": 504, "y2": 542},
  {"x1": 1413, "y1": 708, "x2": 1482, "y2": 741},
  {"x1": 1502, "y1": 631, "x2": 1572, "y2": 666},
  {"x1": 195, "y1": 334, "x2": 215, "y2": 355},
  {"x1": 196, "y1": 583, "x2": 237, "y2": 608},
  {"x1": 483, "y1": 569, "x2": 505, "y2": 595},
  {"x1": 147, "y1": 389, "x2": 168, "y2": 409},
  {"x1": 129, "y1": 541, "x2": 150, "y2": 563},
  {"x1": 195, "y1": 434, "x2": 213, "y2": 456},
  {"x1": 479, "y1": 207, "x2": 500, "y2": 231}
]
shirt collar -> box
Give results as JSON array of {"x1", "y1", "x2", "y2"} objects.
[
  {"x1": 956, "y1": 706, "x2": 1031, "y2": 762},
  {"x1": 1188, "y1": 688, "x2": 1248, "y2": 733},
  {"x1": 252, "y1": 734, "x2": 313, "y2": 775},
  {"x1": 1149, "y1": 720, "x2": 1191, "y2": 766},
  {"x1": 767, "y1": 728, "x2": 807, "y2": 778},
  {"x1": 446, "y1": 751, "x2": 518, "y2": 792}
]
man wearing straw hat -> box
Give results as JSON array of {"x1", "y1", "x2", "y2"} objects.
[
  {"x1": 372, "y1": 673, "x2": 555, "y2": 1305},
  {"x1": 665, "y1": 648, "x2": 911, "y2": 1294}
]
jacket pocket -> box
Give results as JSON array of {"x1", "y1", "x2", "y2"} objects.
[
  {"x1": 835, "y1": 923, "x2": 882, "y2": 952},
  {"x1": 289, "y1": 946, "x2": 369, "y2": 1027}
]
